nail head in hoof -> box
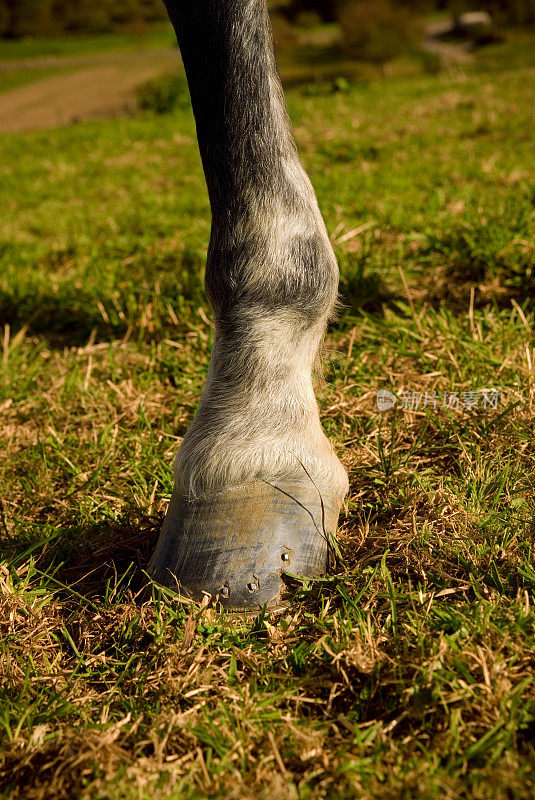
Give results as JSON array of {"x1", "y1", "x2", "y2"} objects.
[{"x1": 148, "y1": 480, "x2": 340, "y2": 610}]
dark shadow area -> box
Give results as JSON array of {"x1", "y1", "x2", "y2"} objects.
[
  {"x1": 412, "y1": 200, "x2": 535, "y2": 312},
  {"x1": 57, "y1": 512, "x2": 161, "y2": 598},
  {"x1": 417, "y1": 264, "x2": 534, "y2": 313},
  {"x1": 0, "y1": 284, "x2": 128, "y2": 346},
  {"x1": 0, "y1": 509, "x2": 162, "y2": 601},
  {"x1": 0, "y1": 272, "x2": 206, "y2": 348},
  {"x1": 0, "y1": 243, "x2": 206, "y2": 347},
  {"x1": 337, "y1": 259, "x2": 400, "y2": 318}
]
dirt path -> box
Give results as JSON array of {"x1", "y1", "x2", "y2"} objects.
[
  {"x1": 0, "y1": 48, "x2": 179, "y2": 133},
  {"x1": 423, "y1": 20, "x2": 474, "y2": 66},
  {"x1": 0, "y1": 24, "x2": 473, "y2": 135}
]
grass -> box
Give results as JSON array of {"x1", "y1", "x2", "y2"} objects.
[
  {"x1": 0, "y1": 33, "x2": 534, "y2": 800},
  {"x1": 0, "y1": 24, "x2": 175, "y2": 61}
]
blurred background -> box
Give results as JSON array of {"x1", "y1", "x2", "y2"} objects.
[
  {"x1": 0, "y1": 0, "x2": 534, "y2": 129},
  {"x1": 0, "y1": 0, "x2": 534, "y2": 334}
]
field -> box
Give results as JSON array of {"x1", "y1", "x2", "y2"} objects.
[
  {"x1": 0, "y1": 26, "x2": 178, "y2": 132},
  {"x1": 1, "y1": 31, "x2": 535, "y2": 800}
]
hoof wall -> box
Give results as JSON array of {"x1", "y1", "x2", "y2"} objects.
[{"x1": 148, "y1": 481, "x2": 340, "y2": 610}]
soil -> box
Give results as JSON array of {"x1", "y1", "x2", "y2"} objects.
[{"x1": 0, "y1": 48, "x2": 178, "y2": 133}]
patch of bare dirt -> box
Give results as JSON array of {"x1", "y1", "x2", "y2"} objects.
[{"x1": 0, "y1": 49, "x2": 179, "y2": 133}]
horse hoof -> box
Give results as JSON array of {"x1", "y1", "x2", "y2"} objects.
[{"x1": 147, "y1": 480, "x2": 341, "y2": 610}]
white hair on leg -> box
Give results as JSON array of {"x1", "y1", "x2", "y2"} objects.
[{"x1": 174, "y1": 306, "x2": 348, "y2": 502}]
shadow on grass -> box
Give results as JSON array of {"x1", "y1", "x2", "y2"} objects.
[
  {"x1": 0, "y1": 245, "x2": 206, "y2": 347},
  {"x1": 0, "y1": 284, "x2": 126, "y2": 346},
  {"x1": 417, "y1": 263, "x2": 535, "y2": 313},
  {"x1": 0, "y1": 279, "x2": 204, "y2": 348},
  {"x1": 1, "y1": 509, "x2": 162, "y2": 602},
  {"x1": 338, "y1": 259, "x2": 399, "y2": 316},
  {"x1": 415, "y1": 200, "x2": 535, "y2": 311}
]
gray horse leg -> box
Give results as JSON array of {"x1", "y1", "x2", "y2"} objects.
[{"x1": 149, "y1": 0, "x2": 348, "y2": 609}]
